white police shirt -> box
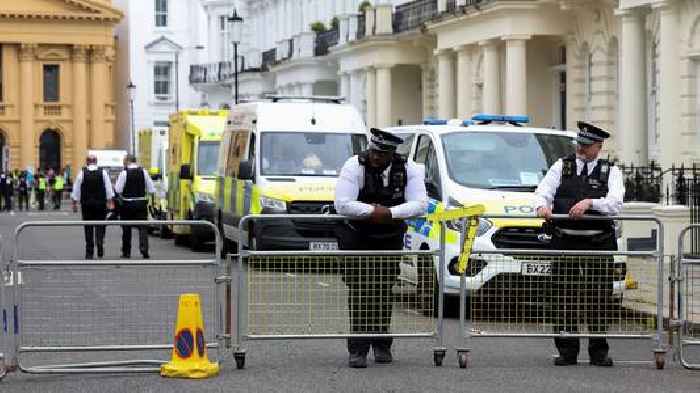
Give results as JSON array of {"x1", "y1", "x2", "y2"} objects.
[
  {"x1": 533, "y1": 156, "x2": 625, "y2": 215},
  {"x1": 115, "y1": 164, "x2": 156, "y2": 195},
  {"x1": 70, "y1": 165, "x2": 115, "y2": 202},
  {"x1": 334, "y1": 156, "x2": 428, "y2": 219}
]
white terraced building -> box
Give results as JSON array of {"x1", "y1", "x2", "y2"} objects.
[{"x1": 190, "y1": 0, "x2": 700, "y2": 168}]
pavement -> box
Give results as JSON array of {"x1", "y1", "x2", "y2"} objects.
[{"x1": 1, "y1": 206, "x2": 700, "y2": 392}]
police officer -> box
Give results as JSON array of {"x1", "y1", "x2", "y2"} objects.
[
  {"x1": 71, "y1": 155, "x2": 114, "y2": 259},
  {"x1": 2, "y1": 171, "x2": 13, "y2": 212},
  {"x1": 334, "y1": 128, "x2": 428, "y2": 368},
  {"x1": 35, "y1": 173, "x2": 47, "y2": 210},
  {"x1": 534, "y1": 121, "x2": 624, "y2": 367},
  {"x1": 53, "y1": 172, "x2": 65, "y2": 209},
  {"x1": 115, "y1": 154, "x2": 155, "y2": 259},
  {"x1": 16, "y1": 172, "x2": 29, "y2": 211}
]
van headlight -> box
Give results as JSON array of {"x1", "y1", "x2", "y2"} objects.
[
  {"x1": 445, "y1": 218, "x2": 493, "y2": 237},
  {"x1": 260, "y1": 196, "x2": 287, "y2": 213}
]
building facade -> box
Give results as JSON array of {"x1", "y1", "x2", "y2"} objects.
[
  {"x1": 113, "y1": 0, "x2": 208, "y2": 153},
  {"x1": 0, "y1": 0, "x2": 123, "y2": 173},
  {"x1": 190, "y1": 0, "x2": 700, "y2": 168}
]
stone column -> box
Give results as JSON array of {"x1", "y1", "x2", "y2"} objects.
[
  {"x1": 481, "y1": 40, "x2": 501, "y2": 114},
  {"x1": 656, "y1": 0, "x2": 681, "y2": 168},
  {"x1": 19, "y1": 44, "x2": 35, "y2": 169},
  {"x1": 365, "y1": 67, "x2": 377, "y2": 127},
  {"x1": 72, "y1": 45, "x2": 89, "y2": 171},
  {"x1": 436, "y1": 49, "x2": 455, "y2": 119},
  {"x1": 340, "y1": 72, "x2": 351, "y2": 102},
  {"x1": 90, "y1": 46, "x2": 107, "y2": 149},
  {"x1": 616, "y1": 8, "x2": 647, "y2": 164},
  {"x1": 503, "y1": 35, "x2": 529, "y2": 116},
  {"x1": 376, "y1": 65, "x2": 392, "y2": 127},
  {"x1": 350, "y1": 70, "x2": 363, "y2": 114},
  {"x1": 455, "y1": 45, "x2": 473, "y2": 119},
  {"x1": 300, "y1": 82, "x2": 313, "y2": 96}
]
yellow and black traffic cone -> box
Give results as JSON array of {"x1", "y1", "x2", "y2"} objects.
[{"x1": 161, "y1": 293, "x2": 219, "y2": 379}]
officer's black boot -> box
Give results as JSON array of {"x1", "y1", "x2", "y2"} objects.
[
  {"x1": 372, "y1": 339, "x2": 393, "y2": 363},
  {"x1": 589, "y1": 338, "x2": 613, "y2": 366},
  {"x1": 347, "y1": 338, "x2": 369, "y2": 368}
]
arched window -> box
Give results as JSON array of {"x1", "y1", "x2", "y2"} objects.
[{"x1": 39, "y1": 129, "x2": 61, "y2": 172}]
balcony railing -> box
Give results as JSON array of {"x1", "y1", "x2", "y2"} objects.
[
  {"x1": 34, "y1": 103, "x2": 70, "y2": 118},
  {"x1": 393, "y1": 0, "x2": 438, "y2": 33},
  {"x1": 189, "y1": 61, "x2": 236, "y2": 84},
  {"x1": 357, "y1": 14, "x2": 366, "y2": 40},
  {"x1": 315, "y1": 29, "x2": 339, "y2": 57},
  {"x1": 261, "y1": 48, "x2": 277, "y2": 71},
  {"x1": 0, "y1": 103, "x2": 13, "y2": 117}
]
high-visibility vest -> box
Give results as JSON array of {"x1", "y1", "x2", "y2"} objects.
[
  {"x1": 54, "y1": 176, "x2": 65, "y2": 191},
  {"x1": 38, "y1": 178, "x2": 46, "y2": 191}
]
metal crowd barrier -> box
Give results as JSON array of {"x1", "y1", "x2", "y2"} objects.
[
  {"x1": 675, "y1": 224, "x2": 700, "y2": 369},
  {"x1": 2, "y1": 220, "x2": 224, "y2": 376},
  {"x1": 0, "y1": 234, "x2": 5, "y2": 380},
  {"x1": 231, "y1": 214, "x2": 447, "y2": 369},
  {"x1": 456, "y1": 214, "x2": 667, "y2": 369}
]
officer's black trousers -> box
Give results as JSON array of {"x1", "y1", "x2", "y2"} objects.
[
  {"x1": 4, "y1": 192, "x2": 11, "y2": 211},
  {"x1": 82, "y1": 207, "x2": 107, "y2": 257},
  {"x1": 53, "y1": 190, "x2": 62, "y2": 209},
  {"x1": 36, "y1": 190, "x2": 44, "y2": 210},
  {"x1": 549, "y1": 229, "x2": 616, "y2": 361},
  {"x1": 17, "y1": 192, "x2": 28, "y2": 211},
  {"x1": 120, "y1": 206, "x2": 148, "y2": 257},
  {"x1": 337, "y1": 224, "x2": 402, "y2": 355}
]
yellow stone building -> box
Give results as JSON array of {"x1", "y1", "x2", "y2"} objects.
[{"x1": 0, "y1": 0, "x2": 122, "y2": 174}]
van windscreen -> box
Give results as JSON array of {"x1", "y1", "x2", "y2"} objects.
[
  {"x1": 197, "y1": 141, "x2": 220, "y2": 176},
  {"x1": 261, "y1": 132, "x2": 367, "y2": 176},
  {"x1": 442, "y1": 132, "x2": 575, "y2": 190}
]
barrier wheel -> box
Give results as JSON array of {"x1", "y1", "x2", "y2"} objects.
[
  {"x1": 655, "y1": 352, "x2": 665, "y2": 370},
  {"x1": 433, "y1": 349, "x2": 446, "y2": 367},
  {"x1": 234, "y1": 351, "x2": 246, "y2": 369},
  {"x1": 457, "y1": 351, "x2": 469, "y2": 369}
]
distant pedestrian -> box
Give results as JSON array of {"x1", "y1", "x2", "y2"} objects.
[
  {"x1": 53, "y1": 173, "x2": 65, "y2": 209},
  {"x1": 16, "y1": 172, "x2": 29, "y2": 211},
  {"x1": 72, "y1": 155, "x2": 114, "y2": 259},
  {"x1": 35, "y1": 173, "x2": 47, "y2": 211},
  {"x1": 2, "y1": 172, "x2": 13, "y2": 211}
]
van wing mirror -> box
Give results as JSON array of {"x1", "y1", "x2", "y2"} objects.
[
  {"x1": 238, "y1": 160, "x2": 254, "y2": 180},
  {"x1": 179, "y1": 164, "x2": 193, "y2": 180}
]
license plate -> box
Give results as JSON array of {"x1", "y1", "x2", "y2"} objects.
[
  {"x1": 521, "y1": 262, "x2": 552, "y2": 276},
  {"x1": 309, "y1": 241, "x2": 338, "y2": 251}
]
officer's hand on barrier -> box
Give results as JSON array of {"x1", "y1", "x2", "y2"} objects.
[
  {"x1": 536, "y1": 206, "x2": 552, "y2": 220},
  {"x1": 568, "y1": 199, "x2": 592, "y2": 219},
  {"x1": 369, "y1": 205, "x2": 392, "y2": 224},
  {"x1": 72, "y1": 201, "x2": 78, "y2": 213}
]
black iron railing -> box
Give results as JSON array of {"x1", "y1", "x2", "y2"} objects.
[
  {"x1": 261, "y1": 48, "x2": 277, "y2": 71},
  {"x1": 619, "y1": 161, "x2": 663, "y2": 203},
  {"x1": 189, "y1": 61, "x2": 233, "y2": 84},
  {"x1": 357, "y1": 14, "x2": 366, "y2": 39},
  {"x1": 315, "y1": 29, "x2": 339, "y2": 56},
  {"x1": 446, "y1": 0, "x2": 457, "y2": 12},
  {"x1": 393, "y1": 0, "x2": 438, "y2": 33}
]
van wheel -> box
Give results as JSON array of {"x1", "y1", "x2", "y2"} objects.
[{"x1": 174, "y1": 233, "x2": 189, "y2": 247}]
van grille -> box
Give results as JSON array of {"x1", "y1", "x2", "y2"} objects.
[
  {"x1": 491, "y1": 226, "x2": 549, "y2": 249},
  {"x1": 288, "y1": 201, "x2": 332, "y2": 214}
]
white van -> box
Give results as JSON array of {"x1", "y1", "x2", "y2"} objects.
[
  {"x1": 214, "y1": 97, "x2": 368, "y2": 251},
  {"x1": 387, "y1": 115, "x2": 627, "y2": 309}
]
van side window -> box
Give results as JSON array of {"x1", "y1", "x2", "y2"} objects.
[
  {"x1": 415, "y1": 135, "x2": 441, "y2": 199},
  {"x1": 226, "y1": 130, "x2": 249, "y2": 177}
]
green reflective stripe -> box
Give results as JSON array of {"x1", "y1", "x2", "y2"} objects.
[
  {"x1": 224, "y1": 177, "x2": 232, "y2": 212},
  {"x1": 250, "y1": 184, "x2": 261, "y2": 214},
  {"x1": 243, "y1": 182, "x2": 252, "y2": 216},
  {"x1": 235, "y1": 180, "x2": 245, "y2": 216}
]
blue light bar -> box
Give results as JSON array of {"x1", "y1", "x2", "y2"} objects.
[
  {"x1": 471, "y1": 113, "x2": 529, "y2": 124},
  {"x1": 462, "y1": 120, "x2": 473, "y2": 126},
  {"x1": 504, "y1": 115, "x2": 529, "y2": 123},
  {"x1": 423, "y1": 118, "x2": 448, "y2": 125}
]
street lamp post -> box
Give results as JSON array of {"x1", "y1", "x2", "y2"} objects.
[
  {"x1": 127, "y1": 81, "x2": 136, "y2": 156},
  {"x1": 228, "y1": 9, "x2": 243, "y2": 105}
]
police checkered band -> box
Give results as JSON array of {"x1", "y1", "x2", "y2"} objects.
[
  {"x1": 578, "y1": 130, "x2": 604, "y2": 142},
  {"x1": 368, "y1": 140, "x2": 396, "y2": 152}
]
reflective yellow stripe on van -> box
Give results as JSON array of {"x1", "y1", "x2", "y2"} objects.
[{"x1": 224, "y1": 177, "x2": 233, "y2": 212}]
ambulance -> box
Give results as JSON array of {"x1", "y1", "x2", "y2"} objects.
[
  {"x1": 167, "y1": 109, "x2": 227, "y2": 249},
  {"x1": 214, "y1": 97, "x2": 368, "y2": 251},
  {"x1": 387, "y1": 114, "x2": 627, "y2": 310}
]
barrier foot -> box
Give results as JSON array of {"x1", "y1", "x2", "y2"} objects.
[
  {"x1": 456, "y1": 348, "x2": 471, "y2": 369},
  {"x1": 234, "y1": 350, "x2": 246, "y2": 369},
  {"x1": 654, "y1": 349, "x2": 666, "y2": 370},
  {"x1": 433, "y1": 347, "x2": 446, "y2": 367}
]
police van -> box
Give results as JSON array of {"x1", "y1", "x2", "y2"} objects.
[
  {"x1": 215, "y1": 96, "x2": 368, "y2": 252},
  {"x1": 387, "y1": 114, "x2": 626, "y2": 310}
]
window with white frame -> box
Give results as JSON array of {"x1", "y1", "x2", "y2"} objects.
[
  {"x1": 584, "y1": 49, "x2": 593, "y2": 120},
  {"x1": 153, "y1": 61, "x2": 172, "y2": 100},
  {"x1": 155, "y1": 0, "x2": 168, "y2": 27},
  {"x1": 220, "y1": 15, "x2": 230, "y2": 61}
]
